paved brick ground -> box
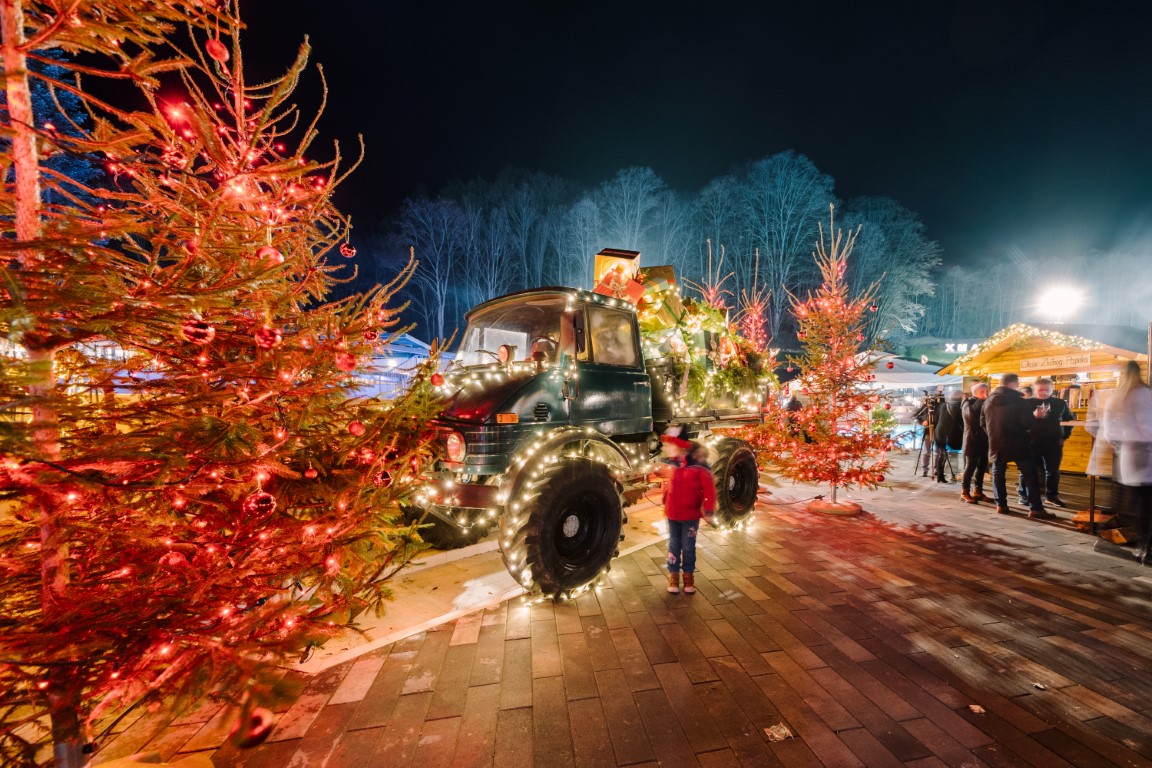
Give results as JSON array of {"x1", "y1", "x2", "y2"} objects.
[{"x1": 97, "y1": 452, "x2": 1152, "y2": 767}]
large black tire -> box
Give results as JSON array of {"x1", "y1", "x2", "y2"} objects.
[
  {"x1": 711, "y1": 437, "x2": 759, "y2": 527},
  {"x1": 500, "y1": 457, "x2": 623, "y2": 599},
  {"x1": 401, "y1": 504, "x2": 493, "y2": 550}
]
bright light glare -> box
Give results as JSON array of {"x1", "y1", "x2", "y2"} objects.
[{"x1": 1038, "y1": 285, "x2": 1083, "y2": 321}]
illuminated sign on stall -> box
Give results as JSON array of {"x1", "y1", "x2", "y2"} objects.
[{"x1": 1019, "y1": 352, "x2": 1092, "y2": 372}]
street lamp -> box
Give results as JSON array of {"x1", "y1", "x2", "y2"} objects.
[{"x1": 1037, "y1": 285, "x2": 1083, "y2": 323}]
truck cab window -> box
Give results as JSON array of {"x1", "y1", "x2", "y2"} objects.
[{"x1": 588, "y1": 304, "x2": 639, "y2": 367}]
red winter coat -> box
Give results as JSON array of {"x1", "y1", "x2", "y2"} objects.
[{"x1": 663, "y1": 463, "x2": 716, "y2": 521}]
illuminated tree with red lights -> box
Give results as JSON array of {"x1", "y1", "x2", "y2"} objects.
[
  {"x1": 737, "y1": 249, "x2": 770, "y2": 352},
  {"x1": 0, "y1": 3, "x2": 437, "y2": 765},
  {"x1": 738, "y1": 207, "x2": 889, "y2": 511}
]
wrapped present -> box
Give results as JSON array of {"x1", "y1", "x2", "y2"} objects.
[
  {"x1": 593, "y1": 270, "x2": 645, "y2": 303},
  {"x1": 593, "y1": 248, "x2": 640, "y2": 284},
  {"x1": 639, "y1": 292, "x2": 685, "y2": 331},
  {"x1": 642, "y1": 264, "x2": 678, "y2": 294}
]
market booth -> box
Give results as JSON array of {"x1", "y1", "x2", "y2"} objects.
[{"x1": 938, "y1": 323, "x2": 1150, "y2": 474}]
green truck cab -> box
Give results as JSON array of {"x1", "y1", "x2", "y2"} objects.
[{"x1": 406, "y1": 284, "x2": 764, "y2": 600}]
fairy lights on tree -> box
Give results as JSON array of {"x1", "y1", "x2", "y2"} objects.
[
  {"x1": 736, "y1": 248, "x2": 770, "y2": 353},
  {"x1": 0, "y1": 2, "x2": 438, "y2": 765},
  {"x1": 735, "y1": 206, "x2": 890, "y2": 512}
]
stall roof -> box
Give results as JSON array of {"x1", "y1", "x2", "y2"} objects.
[{"x1": 938, "y1": 322, "x2": 1149, "y2": 376}]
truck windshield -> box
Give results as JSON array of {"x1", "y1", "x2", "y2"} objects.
[{"x1": 456, "y1": 297, "x2": 565, "y2": 368}]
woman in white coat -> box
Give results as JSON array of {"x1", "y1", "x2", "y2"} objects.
[{"x1": 1101, "y1": 360, "x2": 1152, "y2": 564}]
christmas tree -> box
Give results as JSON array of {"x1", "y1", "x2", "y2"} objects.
[
  {"x1": 737, "y1": 207, "x2": 890, "y2": 512},
  {"x1": 1, "y1": 3, "x2": 437, "y2": 765}
]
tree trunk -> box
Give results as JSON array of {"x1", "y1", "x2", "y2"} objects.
[
  {"x1": 1, "y1": 0, "x2": 42, "y2": 247},
  {"x1": 50, "y1": 696, "x2": 86, "y2": 768},
  {"x1": 3, "y1": 6, "x2": 79, "y2": 766}
]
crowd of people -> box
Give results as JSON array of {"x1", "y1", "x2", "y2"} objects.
[{"x1": 915, "y1": 363, "x2": 1152, "y2": 562}]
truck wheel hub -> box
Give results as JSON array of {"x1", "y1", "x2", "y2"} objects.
[{"x1": 562, "y1": 514, "x2": 581, "y2": 538}]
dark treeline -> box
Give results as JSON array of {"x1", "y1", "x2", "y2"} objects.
[{"x1": 357, "y1": 150, "x2": 1148, "y2": 346}]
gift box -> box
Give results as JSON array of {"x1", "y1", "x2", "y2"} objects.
[
  {"x1": 639, "y1": 291, "x2": 685, "y2": 331},
  {"x1": 593, "y1": 248, "x2": 640, "y2": 284},
  {"x1": 642, "y1": 265, "x2": 678, "y2": 294},
  {"x1": 594, "y1": 272, "x2": 645, "y2": 303}
]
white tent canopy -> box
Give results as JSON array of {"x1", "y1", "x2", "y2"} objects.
[{"x1": 866, "y1": 353, "x2": 962, "y2": 391}]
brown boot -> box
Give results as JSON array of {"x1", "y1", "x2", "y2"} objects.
[
  {"x1": 682, "y1": 573, "x2": 696, "y2": 594},
  {"x1": 667, "y1": 573, "x2": 680, "y2": 594}
]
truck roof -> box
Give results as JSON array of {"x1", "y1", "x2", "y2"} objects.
[{"x1": 464, "y1": 286, "x2": 639, "y2": 320}]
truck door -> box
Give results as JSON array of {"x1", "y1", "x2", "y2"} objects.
[{"x1": 567, "y1": 302, "x2": 653, "y2": 436}]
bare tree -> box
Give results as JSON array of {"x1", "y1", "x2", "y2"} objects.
[
  {"x1": 647, "y1": 188, "x2": 697, "y2": 275},
  {"x1": 398, "y1": 196, "x2": 465, "y2": 340},
  {"x1": 740, "y1": 151, "x2": 836, "y2": 339},
  {"x1": 553, "y1": 195, "x2": 602, "y2": 286},
  {"x1": 595, "y1": 166, "x2": 666, "y2": 250},
  {"x1": 842, "y1": 197, "x2": 941, "y2": 343}
]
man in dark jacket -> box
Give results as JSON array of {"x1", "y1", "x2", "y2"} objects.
[
  {"x1": 1028, "y1": 377, "x2": 1074, "y2": 507},
  {"x1": 980, "y1": 373, "x2": 1053, "y2": 519},
  {"x1": 960, "y1": 382, "x2": 990, "y2": 503},
  {"x1": 932, "y1": 390, "x2": 964, "y2": 482}
]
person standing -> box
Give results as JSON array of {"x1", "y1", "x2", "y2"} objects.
[
  {"x1": 960, "y1": 382, "x2": 991, "y2": 503},
  {"x1": 663, "y1": 441, "x2": 716, "y2": 593},
  {"x1": 1027, "y1": 378, "x2": 1074, "y2": 507},
  {"x1": 914, "y1": 389, "x2": 942, "y2": 477},
  {"x1": 933, "y1": 390, "x2": 964, "y2": 482},
  {"x1": 1101, "y1": 361, "x2": 1152, "y2": 564},
  {"x1": 981, "y1": 373, "x2": 1052, "y2": 519}
]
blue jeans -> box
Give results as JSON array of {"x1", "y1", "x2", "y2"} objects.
[{"x1": 666, "y1": 519, "x2": 698, "y2": 574}]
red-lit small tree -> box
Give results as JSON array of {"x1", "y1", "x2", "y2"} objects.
[
  {"x1": 0, "y1": 3, "x2": 436, "y2": 765},
  {"x1": 738, "y1": 207, "x2": 889, "y2": 512}
]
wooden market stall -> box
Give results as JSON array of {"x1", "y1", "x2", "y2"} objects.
[{"x1": 938, "y1": 323, "x2": 1150, "y2": 474}]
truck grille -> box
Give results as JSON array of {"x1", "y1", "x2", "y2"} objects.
[{"x1": 533, "y1": 402, "x2": 550, "y2": 422}]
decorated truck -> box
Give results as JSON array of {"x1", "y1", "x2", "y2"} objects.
[{"x1": 405, "y1": 249, "x2": 773, "y2": 599}]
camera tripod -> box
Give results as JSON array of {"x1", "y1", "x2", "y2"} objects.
[{"x1": 914, "y1": 397, "x2": 956, "y2": 481}]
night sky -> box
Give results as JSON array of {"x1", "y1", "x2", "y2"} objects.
[{"x1": 243, "y1": 0, "x2": 1152, "y2": 268}]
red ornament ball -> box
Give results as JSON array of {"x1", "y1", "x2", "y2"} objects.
[
  {"x1": 334, "y1": 351, "x2": 358, "y2": 372},
  {"x1": 242, "y1": 491, "x2": 276, "y2": 517},
  {"x1": 254, "y1": 327, "x2": 282, "y2": 349},
  {"x1": 373, "y1": 471, "x2": 391, "y2": 488},
  {"x1": 255, "y1": 245, "x2": 283, "y2": 263},
  {"x1": 205, "y1": 38, "x2": 230, "y2": 63},
  {"x1": 303, "y1": 468, "x2": 318, "y2": 479},
  {"x1": 786, "y1": 365, "x2": 794, "y2": 373},
  {"x1": 182, "y1": 318, "x2": 215, "y2": 345},
  {"x1": 869, "y1": 304, "x2": 878, "y2": 312},
  {"x1": 797, "y1": 332, "x2": 805, "y2": 340},
  {"x1": 339, "y1": 242, "x2": 357, "y2": 258},
  {"x1": 348, "y1": 420, "x2": 366, "y2": 436},
  {"x1": 877, "y1": 474, "x2": 885, "y2": 482},
  {"x1": 429, "y1": 372, "x2": 445, "y2": 387},
  {"x1": 883, "y1": 403, "x2": 891, "y2": 410},
  {"x1": 363, "y1": 329, "x2": 379, "y2": 341}
]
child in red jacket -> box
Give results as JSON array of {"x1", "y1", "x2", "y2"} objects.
[{"x1": 663, "y1": 441, "x2": 716, "y2": 594}]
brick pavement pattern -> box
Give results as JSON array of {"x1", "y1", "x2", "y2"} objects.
[{"x1": 96, "y1": 456, "x2": 1152, "y2": 767}]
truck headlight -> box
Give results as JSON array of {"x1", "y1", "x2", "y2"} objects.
[{"x1": 445, "y1": 431, "x2": 467, "y2": 462}]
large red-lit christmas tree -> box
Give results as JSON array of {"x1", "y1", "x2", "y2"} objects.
[
  {"x1": 739, "y1": 207, "x2": 890, "y2": 513},
  {"x1": 0, "y1": 3, "x2": 438, "y2": 765}
]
